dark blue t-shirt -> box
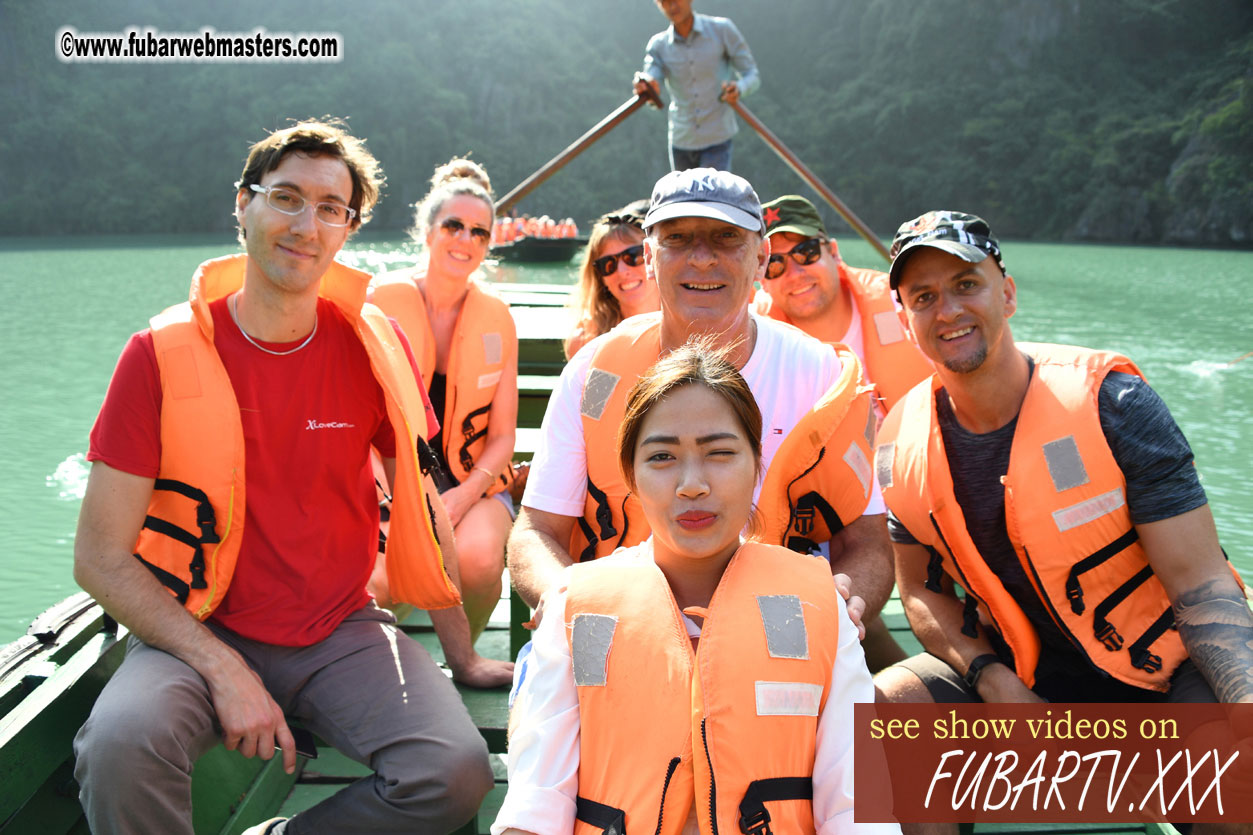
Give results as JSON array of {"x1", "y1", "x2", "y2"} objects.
[{"x1": 887, "y1": 362, "x2": 1208, "y2": 684}]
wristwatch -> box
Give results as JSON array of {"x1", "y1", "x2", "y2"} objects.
[{"x1": 963, "y1": 653, "x2": 1001, "y2": 690}]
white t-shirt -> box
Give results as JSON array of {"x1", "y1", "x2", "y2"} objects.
[
  {"x1": 522, "y1": 313, "x2": 886, "y2": 518},
  {"x1": 490, "y1": 540, "x2": 900, "y2": 835}
]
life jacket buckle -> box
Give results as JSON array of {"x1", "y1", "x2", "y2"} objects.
[
  {"x1": 1132, "y1": 648, "x2": 1162, "y2": 673},
  {"x1": 189, "y1": 545, "x2": 208, "y2": 590},
  {"x1": 1065, "y1": 574, "x2": 1084, "y2": 614},
  {"x1": 1094, "y1": 619, "x2": 1123, "y2": 651},
  {"x1": 195, "y1": 501, "x2": 220, "y2": 545},
  {"x1": 739, "y1": 807, "x2": 772, "y2": 835}
]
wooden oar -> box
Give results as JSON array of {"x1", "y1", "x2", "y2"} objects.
[
  {"x1": 495, "y1": 89, "x2": 663, "y2": 216},
  {"x1": 1229, "y1": 350, "x2": 1253, "y2": 366},
  {"x1": 730, "y1": 100, "x2": 891, "y2": 263}
]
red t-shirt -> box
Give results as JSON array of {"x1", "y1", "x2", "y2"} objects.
[{"x1": 88, "y1": 296, "x2": 436, "y2": 646}]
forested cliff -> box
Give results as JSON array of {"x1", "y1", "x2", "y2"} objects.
[{"x1": 3, "y1": 0, "x2": 1250, "y2": 245}]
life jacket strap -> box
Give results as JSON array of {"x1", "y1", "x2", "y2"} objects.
[
  {"x1": 1064, "y1": 528, "x2": 1139, "y2": 615},
  {"x1": 457, "y1": 404, "x2": 492, "y2": 473},
  {"x1": 579, "y1": 477, "x2": 618, "y2": 562},
  {"x1": 961, "y1": 594, "x2": 980, "y2": 639},
  {"x1": 141, "y1": 515, "x2": 208, "y2": 589},
  {"x1": 784, "y1": 491, "x2": 844, "y2": 557},
  {"x1": 133, "y1": 552, "x2": 191, "y2": 604},
  {"x1": 1128, "y1": 606, "x2": 1174, "y2": 674},
  {"x1": 575, "y1": 796, "x2": 626, "y2": 835},
  {"x1": 153, "y1": 478, "x2": 220, "y2": 544},
  {"x1": 738, "y1": 776, "x2": 813, "y2": 835},
  {"x1": 925, "y1": 547, "x2": 944, "y2": 593},
  {"x1": 1091, "y1": 565, "x2": 1153, "y2": 651}
]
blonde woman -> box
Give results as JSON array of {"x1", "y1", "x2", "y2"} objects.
[
  {"x1": 564, "y1": 202, "x2": 660, "y2": 359},
  {"x1": 370, "y1": 158, "x2": 517, "y2": 642}
]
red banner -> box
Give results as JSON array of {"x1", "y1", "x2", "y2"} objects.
[{"x1": 854, "y1": 703, "x2": 1253, "y2": 824}]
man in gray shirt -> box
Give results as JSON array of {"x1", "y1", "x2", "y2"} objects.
[{"x1": 632, "y1": 0, "x2": 760, "y2": 172}]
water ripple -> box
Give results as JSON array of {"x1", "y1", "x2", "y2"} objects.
[{"x1": 47, "y1": 453, "x2": 89, "y2": 501}]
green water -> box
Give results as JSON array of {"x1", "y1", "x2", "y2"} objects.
[{"x1": 1, "y1": 235, "x2": 1249, "y2": 643}]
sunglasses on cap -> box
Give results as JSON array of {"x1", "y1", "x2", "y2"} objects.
[
  {"x1": 599, "y1": 213, "x2": 644, "y2": 230},
  {"x1": 439, "y1": 217, "x2": 491, "y2": 243},
  {"x1": 593, "y1": 245, "x2": 645, "y2": 278},
  {"x1": 765, "y1": 237, "x2": 823, "y2": 279}
]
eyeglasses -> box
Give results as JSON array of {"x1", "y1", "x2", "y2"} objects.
[
  {"x1": 765, "y1": 237, "x2": 824, "y2": 279},
  {"x1": 439, "y1": 217, "x2": 492, "y2": 243},
  {"x1": 249, "y1": 184, "x2": 356, "y2": 227},
  {"x1": 593, "y1": 245, "x2": 645, "y2": 278}
]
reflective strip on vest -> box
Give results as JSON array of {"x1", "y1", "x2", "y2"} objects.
[
  {"x1": 482, "y1": 332, "x2": 502, "y2": 364},
  {"x1": 581, "y1": 368, "x2": 620, "y2": 420},
  {"x1": 873, "y1": 310, "x2": 905, "y2": 345},
  {"x1": 756, "y1": 594, "x2": 809, "y2": 659},
  {"x1": 875, "y1": 441, "x2": 895, "y2": 490},
  {"x1": 572, "y1": 613, "x2": 618, "y2": 686},
  {"x1": 1052, "y1": 488, "x2": 1126, "y2": 533},
  {"x1": 1043, "y1": 435, "x2": 1090, "y2": 492},
  {"x1": 843, "y1": 441, "x2": 872, "y2": 498},
  {"x1": 754, "y1": 681, "x2": 823, "y2": 716}
]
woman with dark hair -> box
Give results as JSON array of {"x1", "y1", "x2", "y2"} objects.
[
  {"x1": 369, "y1": 157, "x2": 517, "y2": 642},
  {"x1": 564, "y1": 201, "x2": 660, "y2": 359},
  {"x1": 494, "y1": 339, "x2": 892, "y2": 835}
]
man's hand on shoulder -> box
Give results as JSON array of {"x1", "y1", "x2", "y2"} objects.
[{"x1": 450, "y1": 653, "x2": 514, "y2": 689}]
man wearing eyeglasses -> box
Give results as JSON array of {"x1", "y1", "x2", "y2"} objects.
[
  {"x1": 761, "y1": 195, "x2": 933, "y2": 419},
  {"x1": 71, "y1": 120, "x2": 504, "y2": 835},
  {"x1": 508, "y1": 169, "x2": 893, "y2": 659},
  {"x1": 632, "y1": 0, "x2": 760, "y2": 172}
]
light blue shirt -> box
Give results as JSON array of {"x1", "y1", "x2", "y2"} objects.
[{"x1": 641, "y1": 13, "x2": 760, "y2": 151}]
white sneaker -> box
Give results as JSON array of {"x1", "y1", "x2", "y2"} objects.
[{"x1": 241, "y1": 817, "x2": 288, "y2": 835}]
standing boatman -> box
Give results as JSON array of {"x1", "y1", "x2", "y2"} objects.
[{"x1": 632, "y1": 0, "x2": 760, "y2": 172}]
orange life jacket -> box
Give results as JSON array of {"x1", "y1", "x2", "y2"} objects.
[
  {"x1": 573, "y1": 314, "x2": 876, "y2": 562},
  {"x1": 565, "y1": 541, "x2": 840, "y2": 835},
  {"x1": 137, "y1": 254, "x2": 460, "y2": 619},
  {"x1": 768, "y1": 261, "x2": 931, "y2": 414},
  {"x1": 877, "y1": 343, "x2": 1238, "y2": 691},
  {"x1": 369, "y1": 274, "x2": 517, "y2": 495}
]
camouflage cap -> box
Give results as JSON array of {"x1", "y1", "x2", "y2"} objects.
[
  {"x1": 888, "y1": 210, "x2": 1006, "y2": 290},
  {"x1": 762, "y1": 195, "x2": 827, "y2": 240}
]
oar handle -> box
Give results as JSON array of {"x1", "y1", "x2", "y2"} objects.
[
  {"x1": 495, "y1": 92, "x2": 659, "y2": 216},
  {"x1": 730, "y1": 100, "x2": 891, "y2": 264}
]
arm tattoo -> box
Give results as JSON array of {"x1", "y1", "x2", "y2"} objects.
[{"x1": 1172, "y1": 579, "x2": 1253, "y2": 703}]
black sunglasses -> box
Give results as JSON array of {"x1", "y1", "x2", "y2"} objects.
[
  {"x1": 593, "y1": 245, "x2": 645, "y2": 278},
  {"x1": 765, "y1": 237, "x2": 823, "y2": 279},
  {"x1": 439, "y1": 217, "x2": 491, "y2": 243}
]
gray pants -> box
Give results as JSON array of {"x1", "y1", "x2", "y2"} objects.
[{"x1": 73, "y1": 604, "x2": 492, "y2": 834}]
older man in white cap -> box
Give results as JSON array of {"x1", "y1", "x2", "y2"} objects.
[{"x1": 507, "y1": 168, "x2": 894, "y2": 632}]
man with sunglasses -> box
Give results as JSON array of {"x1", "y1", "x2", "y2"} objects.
[
  {"x1": 71, "y1": 120, "x2": 502, "y2": 835},
  {"x1": 632, "y1": 0, "x2": 759, "y2": 172},
  {"x1": 509, "y1": 169, "x2": 895, "y2": 659},
  {"x1": 761, "y1": 195, "x2": 933, "y2": 419}
]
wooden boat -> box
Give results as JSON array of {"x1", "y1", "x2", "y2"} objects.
[
  {"x1": 489, "y1": 235, "x2": 588, "y2": 263},
  {"x1": 0, "y1": 283, "x2": 1181, "y2": 834}
]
